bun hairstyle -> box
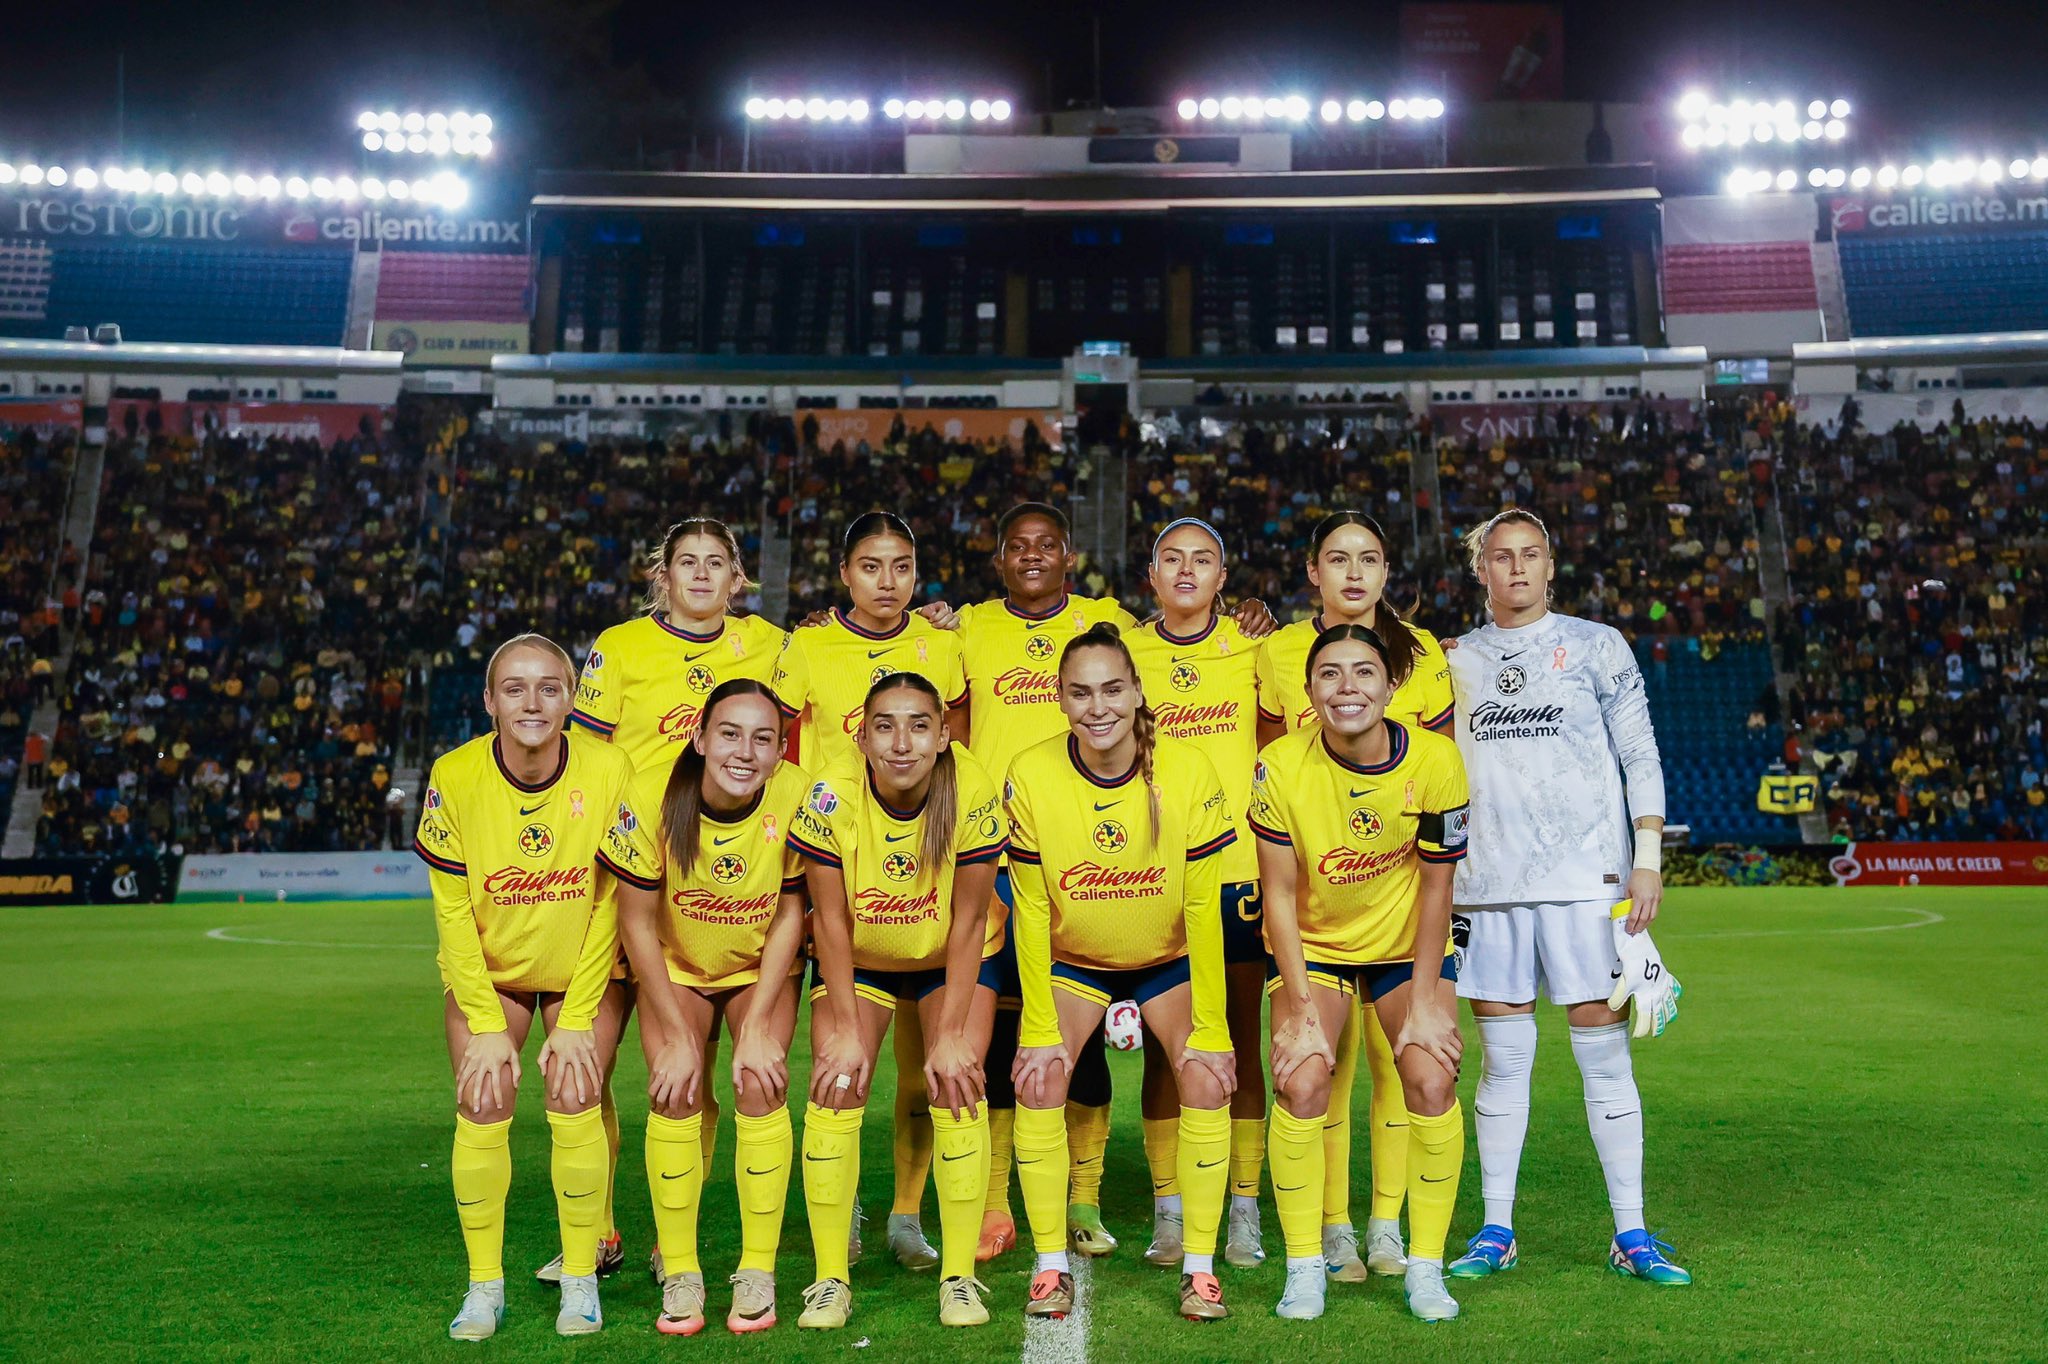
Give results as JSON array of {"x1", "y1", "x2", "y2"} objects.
[
  {"x1": 1304, "y1": 622, "x2": 1410, "y2": 691},
  {"x1": 862, "y1": 671, "x2": 957, "y2": 875},
  {"x1": 660, "y1": 678, "x2": 782, "y2": 876},
  {"x1": 485, "y1": 632, "x2": 577, "y2": 698},
  {"x1": 645, "y1": 517, "x2": 745, "y2": 615},
  {"x1": 1308, "y1": 510, "x2": 1425, "y2": 686},
  {"x1": 843, "y1": 510, "x2": 916, "y2": 563},
  {"x1": 1059, "y1": 623, "x2": 1161, "y2": 847}
]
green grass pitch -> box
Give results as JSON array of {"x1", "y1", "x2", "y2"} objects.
[{"x1": 4, "y1": 887, "x2": 2043, "y2": 1362}]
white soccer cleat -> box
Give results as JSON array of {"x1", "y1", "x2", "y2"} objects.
[
  {"x1": 1275, "y1": 1261, "x2": 1326, "y2": 1320},
  {"x1": 1225, "y1": 1200, "x2": 1266, "y2": 1267},
  {"x1": 1323, "y1": 1222, "x2": 1368, "y2": 1282},
  {"x1": 1404, "y1": 1261, "x2": 1460, "y2": 1322},
  {"x1": 1144, "y1": 1209, "x2": 1185, "y2": 1266},
  {"x1": 1365, "y1": 1216, "x2": 1408, "y2": 1275},
  {"x1": 556, "y1": 1272, "x2": 603, "y2": 1336},
  {"x1": 887, "y1": 1212, "x2": 940, "y2": 1270},
  {"x1": 447, "y1": 1279, "x2": 504, "y2": 1341}
]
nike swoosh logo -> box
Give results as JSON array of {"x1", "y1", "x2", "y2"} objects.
[
  {"x1": 803, "y1": 1153, "x2": 836, "y2": 1163},
  {"x1": 1349, "y1": 788, "x2": 1372, "y2": 799},
  {"x1": 1017, "y1": 1156, "x2": 1042, "y2": 1165},
  {"x1": 1475, "y1": 1108, "x2": 1506, "y2": 1118},
  {"x1": 1502, "y1": 649, "x2": 1526, "y2": 660},
  {"x1": 564, "y1": 1189, "x2": 596, "y2": 1199},
  {"x1": 1196, "y1": 1157, "x2": 1225, "y2": 1169},
  {"x1": 1073, "y1": 1155, "x2": 1099, "y2": 1166},
  {"x1": 659, "y1": 1170, "x2": 695, "y2": 1180},
  {"x1": 712, "y1": 834, "x2": 740, "y2": 846},
  {"x1": 940, "y1": 1151, "x2": 972, "y2": 1162},
  {"x1": 884, "y1": 831, "x2": 911, "y2": 843},
  {"x1": 1420, "y1": 1173, "x2": 1452, "y2": 1183},
  {"x1": 1171, "y1": 653, "x2": 1201, "y2": 664},
  {"x1": 1604, "y1": 1111, "x2": 1639, "y2": 1121},
  {"x1": 1092, "y1": 800, "x2": 1119, "y2": 812},
  {"x1": 519, "y1": 802, "x2": 547, "y2": 816},
  {"x1": 1276, "y1": 1183, "x2": 1305, "y2": 1192},
  {"x1": 457, "y1": 1197, "x2": 485, "y2": 1206},
  {"x1": 1382, "y1": 1120, "x2": 1408, "y2": 1129},
  {"x1": 685, "y1": 649, "x2": 714, "y2": 662},
  {"x1": 866, "y1": 648, "x2": 891, "y2": 660},
  {"x1": 746, "y1": 1165, "x2": 780, "y2": 1175}
]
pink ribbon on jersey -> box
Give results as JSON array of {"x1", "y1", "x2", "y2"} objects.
[
  {"x1": 1553, "y1": 647, "x2": 1568, "y2": 670},
  {"x1": 570, "y1": 790, "x2": 585, "y2": 818},
  {"x1": 763, "y1": 814, "x2": 779, "y2": 843}
]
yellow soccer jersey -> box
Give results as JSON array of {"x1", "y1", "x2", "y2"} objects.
[
  {"x1": 597, "y1": 760, "x2": 811, "y2": 992},
  {"x1": 1005, "y1": 733, "x2": 1234, "y2": 1053},
  {"x1": 772, "y1": 608, "x2": 967, "y2": 774},
  {"x1": 414, "y1": 732, "x2": 641, "y2": 1033},
  {"x1": 1126, "y1": 615, "x2": 1262, "y2": 884},
  {"x1": 571, "y1": 612, "x2": 787, "y2": 773},
  {"x1": 958, "y1": 593, "x2": 1138, "y2": 787},
  {"x1": 1256, "y1": 614, "x2": 1456, "y2": 735},
  {"x1": 1246, "y1": 720, "x2": 1469, "y2": 966},
  {"x1": 787, "y1": 745, "x2": 1007, "y2": 971}
]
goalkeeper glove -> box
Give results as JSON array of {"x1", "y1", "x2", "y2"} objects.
[{"x1": 1607, "y1": 916, "x2": 1682, "y2": 1039}]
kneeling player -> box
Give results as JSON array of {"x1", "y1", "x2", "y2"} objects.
[{"x1": 1252, "y1": 625, "x2": 1469, "y2": 1322}]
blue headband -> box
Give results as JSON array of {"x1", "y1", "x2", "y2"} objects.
[{"x1": 1153, "y1": 516, "x2": 1225, "y2": 559}]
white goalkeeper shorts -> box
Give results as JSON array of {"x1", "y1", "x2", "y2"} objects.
[{"x1": 1452, "y1": 899, "x2": 1625, "y2": 1007}]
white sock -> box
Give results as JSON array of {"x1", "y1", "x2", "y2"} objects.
[
  {"x1": 1570, "y1": 1021, "x2": 1646, "y2": 1235},
  {"x1": 1155, "y1": 1193, "x2": 1184, "y2": 1218},
  {"x1": 1285, "y1": 1254, "x2": 1321, "y2": 1271},
  {"x1": 1230, "y1": 1194, "x2": 1259, "y2": 1216},
  {"x1": 1474, "y1": 1013, "x2": 1537, "y2": 1230},
  {"x1": 1036, "y1": 1250, "x2": 1072, "y2": 1274},
  {"x1": 1182, "y1": 1252, "x2": 1214, "y2": 1275}
]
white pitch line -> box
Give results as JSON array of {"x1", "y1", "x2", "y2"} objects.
[
  {"x1": 206, "y1": 925, "x2": 433, "y2": 950},
  {"x1": 1020, "y1": 1253, "x2": 1091, "y2": 1364},
  {"x1": 1676, "y1": 906, "x2": 1945, "y2": 940}
]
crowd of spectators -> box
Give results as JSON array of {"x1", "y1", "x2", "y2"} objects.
[{"x1": 0, "y1": 425, "x2": 77, "y2": 816}]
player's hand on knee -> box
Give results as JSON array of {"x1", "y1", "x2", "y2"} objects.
[
  {"x1": 1178, "y1": 1046, "x2": 1238, "y2": 1102},
  {"x1": 1269, "y1": 1008, "x2": 1334, "y2": 1091},
  {"x1": 1395, "y1": 992, "x2": 1463, "y2": 1076},
  {"x1": 459, "y1": 1030, "x2": 520, "y2": 1114},
  {"x1": 540, "y1": 1025, "x2": 601, "y2": 1109},
  {"x1": 810, "y1": 1028, "x2": 872, "y2": 1111},
  {"x1": 1011, "y1": 1044, "x2": 1071, "y2": 1108},
  {"x1": 923, "y1": 1029, "x2": 985, "y2": 1118},
  {"x1": 650, "y1": 1031, "x2": 704, "y2": 1111},
  {"x1": 731, "y1": 1028, "x2": 788, "y2": 1108}
]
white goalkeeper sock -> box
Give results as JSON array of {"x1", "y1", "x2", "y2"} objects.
[
  {"x1": 1570, "y1": 1022, "x2": 1646, "y2": 1236},
  {"x1": 1473, "y1": 1013, "x2": 1537, "y2": 1229}
]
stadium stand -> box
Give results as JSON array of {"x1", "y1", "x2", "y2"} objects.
[
  {"x1": 1838, "y1": 230, "x2": 2048, "y2": 337},
  {"x1": 373, "y1": 250, "x2": 529, "y2": 323},
  {"x1": 1662, "y1": 242, "x2": 1819, "y2": 316},
  {"x1": 12, "y1": 243, "x2": 355, "y2": 345},
  {"x1": 0, "y1": 425, "x2": 76, "y2": 819}
]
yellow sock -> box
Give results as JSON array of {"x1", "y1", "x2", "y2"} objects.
[
  {"x1": 645, "y1": 1111, "x2": 704, "y2": 1275},
  {"x1": 547, "y1": 1105, "x2": 609, "y2": 1277},
  {"x1": 452, "y1": 1114, "x2": 512, "y2": 1282},
  {"x1": 1066, "y1": 1102, "x2": 1111, "y2": 1206},
  {"x1": 930, "y1": 1100, "x2": 991, "y2": 1278},
  {"x1": 1230, "y1": 1117, "x2": 1266, "y2": 1200},
  {"x1": 734, "y1": 1108, "x2": 793, "y2": 1272},
  {"x1": 1406, "y1": 1105, "x2": 1464, "y2": 1263},
  {"x1": 891, "y1": 1017, "x2": 933, "y2": 1216},
  {"x1": 1365, "y1": 1005, "x2": 1411, "y2": 1222},
  {"x1": 1176, "y1": 1104, "x2": 1230, "y2": 1256},
  {"x1": 984, "y1": 1107, "x2": 1016, "y2": 1215},
  {"x1": 802, "y1": 1102, "x2": 864, "y2": 1282},
  {"x1": 1012, "y1": 1103, "x2": 1070, "y2": 1254},
  {"x1": 600, "y1": 1083, "x2": 621, "y2": 1237},
  {"x1": 1141, "y1": 1115, "x2": 1180, "y2": 1199},
  {"x1": 1323, "y1": 998, "x2": 1360, "y2": 1225},
  {"x1": 1266, "y1": 1103, "x2": 1325, "y2": 1260}
]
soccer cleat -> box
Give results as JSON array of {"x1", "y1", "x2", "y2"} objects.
[
  {"x1": 976, "y1": 1208, "x2": 1017, "y2": 1262},
  {"x1": 1024, "y1": 1269, "x2": 1074, "y2": 1318},
  {"x1": 536, "y1": 1230, "x2": 623, "y2": 1284},
  {"x1": 556, "y1": 1273, "x2": 603, "y2": 1336},
  {"x1": 1068, "y1": 1203, "x2": 1118, "y2": 1257},
  {"x1": 797, "y1": 1277, "x2": 853, "y2": 1330},
  {"x1": 1404, "y1": 1261, "x2": 1460, "y2": 1322},
  {"x1": 938, "y1": 1275, "x2": 991, "y2": 1327},
  {"x1": 848, "y1": 1202, "x2": 866, "y2": 1265},
  {"x1": 1275, "y1": 1261, "x2": 1326, "y2": 1320},
  {"x1": 726, "y1": 1269, "x2": 777, "y2": 1333},
  {"x1": 887, "y1": 1211, "x2": 940, "y2": 1271},
  {"x1": 648, "y1": 1247, "x2": 665, "y2": 1285},
  {"x1": 1144, "y1": 1210, "x2": 1185, "y2": 1267},
  {"x1": 1365, "y1": 1216, "x2": 1408, "y2": 1275},
  {"x1": 1610, "y1": 1230, "x2": 1692, "y2": 1285},
  {"x1": 656, "y1": 1272, "x2": 706, "y2": 1337},
  {"x1": 1179, "y1": 1271, "x2": 1228, "y2": 1321},
  {"x1": 1322, "y1": 1222, "x2": 1369, "y2": 1283},
  {"x1": 1447, "y1": 1225, "x2": 1518, "y2": 1279},
  {"x1": 447, "y1": 1279, "x2": 504, "y2": 1341},
  {"x1": 1225, "y1": 1202, "x2": 1267, "y2": 1268}
]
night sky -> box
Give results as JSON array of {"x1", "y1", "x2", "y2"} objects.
[{"x1": 1, "y1": 0, "x2": 2044, "y2": 170}]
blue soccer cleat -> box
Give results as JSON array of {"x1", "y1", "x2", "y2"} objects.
[
  {"x1": 1610, "y1": 1230, "x2": 1691, "y2": 1285},
  {"x1": 1446, "y1": 1224, "x2": 1518, "y2": 1279}
]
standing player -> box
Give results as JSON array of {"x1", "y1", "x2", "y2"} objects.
[
  {"x1": 1007, "y1": 625, "x2": 1239, "y2": 1323},
  {"x1": 1255, "y1": 511, "x2": 1455, "y2": 1283},
  {"x1": 773, "y1": 511, "x2": 969, "y2": 1272},
  {"x1": 415, "y1": 634, "x2": 642, "y2": 1340},
  {"x1": 1444, "y1": 508, "x2": 1690, "y2": 1286},
  {"x1": 786, "y1": 673, "x2": 1008, "y2": 1330},
  {"x1": 600, "y1": 680, "x2": 810, "y2": 1336},
  {"x1": 1124, "y1": 519, "x2": 1269, "y2": 1270},
  {"x1": 1251, "y1": 625, "x2": 1470, "y2": 1322},
  {"x1": 561, "y1": 516, "x2": 786, "y2": 1283}
]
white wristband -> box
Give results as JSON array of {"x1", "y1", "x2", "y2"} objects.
[{"x1": 1633, "y1": 826, "x2": 1662, "y2": 874}]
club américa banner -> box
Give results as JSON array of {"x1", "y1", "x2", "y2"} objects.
[
  {"x1": 1826, "y1": 842, "x2": 2048, "y2": 887},
  {"x1": 0, "y1": 855, "x2": 176, "y2": 905},
  {"x1": 108, "y1": 398, "x2": 390, "y2": 446}
]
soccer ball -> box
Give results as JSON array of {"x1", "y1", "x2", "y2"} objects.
[{"x1": 1104, "y1": 999, "x2": 1143, "y2": 1051}]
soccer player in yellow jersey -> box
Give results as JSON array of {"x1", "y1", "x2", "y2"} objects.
[
  {"x1": 1254, "y1": 510, "x2": 1457, "y2": 1284},
  {"x1": 1250, "y1": 624, "x2": 1470, "y2": 1323},
  {"x1": 599, "y1": 680, "x2": 810, "y2": 1337},
  {"x1": 1007, "y1": 625, "x2": 1239, "y2": 1325},
  {"x1": 563, "y1": 516, "x2": 785, "y2": 1282},
  {"x1": 414, "y1": 634, "x2": 643, "y2": 1342},
  {"x1": 1124, "y1": 518, "x2": 1270, "y2": 1272},
  {"x1": 786, "y1": 673, "x2": 1008, "y2": 1331},
  {"x1": 773, "y1": 510, "x2": 969, "y2": 1271}
]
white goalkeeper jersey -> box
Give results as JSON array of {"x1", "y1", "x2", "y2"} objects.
[{"x1": 1448, "y1": 611, "x2": 1665, "y2": 907}]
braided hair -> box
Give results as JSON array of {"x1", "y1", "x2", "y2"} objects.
[{"x1": 1059, "y1": 622, "x2": 1161, "y2": 847}]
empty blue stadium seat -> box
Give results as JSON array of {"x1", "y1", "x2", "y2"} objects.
[
  {"x1": 0, "y1": 242, "x2": 353, "y2": 345},
  {"x1": 1633, "y1": 639, "x2": 1789, "y2": 844},
  {"x1": 1840, "y1": 230, "x2": 2048, "y2": 336}
]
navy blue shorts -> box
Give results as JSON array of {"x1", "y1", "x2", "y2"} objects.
[
  {"x1": 1263, "y1": 953, "x2": 1459, "y2": 1002},
  {"x1": 809, "y1": 959, "x2": 1002, "y2": 1009},
  {"x1": 1052, "y1": 956, "x2": 1192, "y2": 1009},
  {"x1": 1221, "y1": 881, "x2": 1263, "y2": 965}
]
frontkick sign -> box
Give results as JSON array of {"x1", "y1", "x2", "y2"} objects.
[{"x1": 3, "y1": 197, "x2": 523, "y2": 245}]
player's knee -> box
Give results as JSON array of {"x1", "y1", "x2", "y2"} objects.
[
  {"x1": 1177, "y1": 1065, "x2": 1228, "y2": 1110},
  {"x1": 1399, "y1": 1060, "x2": 1456, "y2": 1117},
  {"x1": 1277, "y1": 1062, "x2": 1331, "y2": 1119},
  {"x1": 651, "y1": 1090, "x2": 701, "y2": 1122}
]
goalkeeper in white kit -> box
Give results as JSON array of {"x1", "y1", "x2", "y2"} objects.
[{"x1": 1443, "y1": 509, "x2": 1690, "y2": 1286}]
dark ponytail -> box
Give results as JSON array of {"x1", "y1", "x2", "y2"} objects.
[
  {"x1": 1060, "y1": 622, "x2": 1161, "y2": 847},
  {"x1": 661, "y1": 678, "x2": 782, "y2": 876},
  {"x1": 862, "y1": 671, "x2": 957, "y2": 876},
  {"x1": 843, "y1": 510, "x2": 916, "y2": 563},
  {"x1": 1308, "y1": 509, "x2": 1425, "y2": 685}
]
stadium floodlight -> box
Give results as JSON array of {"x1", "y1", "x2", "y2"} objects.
[
  {"x1": 406, "y1": 133, "x2": 427, "y2": 152},
  {"x1": 402, "y1": 112, "x2": 425, "y2": 133},
  {"x1": 903, "y1": 99, "x2": 924, "y2": 118},
  {"x1": 1754, "y1": 125, "x2": 1775, "y2": 144},
  {"x1": 473, "y1": 135, "x2": 492, "y2": 156},
  {"x1": 1260, "y1": 97, "x2": 1282, "y2": 118},
  {"x1": 1830, "y1": 99, "x2": 1850, "y2": 118},
  {"x1": 1807, "y1": 99, "x2": 1827, "y2": 119},
  {"x1": 1704, "y1": 125, "x2": 1725, "y2": 146},
  {"x1": 1850, "y1": 166, "x2": 1871, "y2": 187},
  {"x1": 426, "y1": 112, "x2": 447, "y2": 132},
  {"x1": 1825, "y1": 167, "x2": 1846, "y2": 187},
  {"x1": 1925, "y1": 161, "x2": 1950, "y2": 187},
  {"x1": 807, "y1": 97, "x2": 829, "y2": 119},
  {"x1": 257, "y1": 173, "x2": 281, "y2": 197},
  {"x1": 1824, "y1": 119, "x2": 1845, "y2": 139},
  {"x1": 1807, "y1": 166, "x2": 1827, "y2": 187},
  {"x1": 850, "y1": 99, "x2": 870, "y2": 120},
  {"x1": 378, "y1": 111, "x2": 401, "y2": 133},
  {"x1": 1902, "y1": 163, "x2": 1923, "y2": 185},
  {"x1": 473, "y1": 114, "x2": 492, "y2": 134},
  {"x1": 1678, "y1": 90, "x2": 1709, "y2": 121},
  {"x1": 232, "y1": 173, "x2": 256, "y2": 195},
  {"x1": 1876, "y1": 164, "x2": 1897, "y2": 187},
  {"x1": 310, "y1": 175, "x2": 334, "y2": 198},
  {"x1": 1365, "y1": 100, "x2": 1385, "y2": 119},
  {"x1": 2012, "y1": 158, "x2": 2032, "y2": 179},
  {"x1": 285, "y1": 175, "x2": 308, "y2": 198},
  {"x1": 204, "y1": 171, "x2": 230, "y2": 196},
  {"x1": 1178, "y1": 98, "x2": 1198, "y2": 118},
  {"x1": 46, "y1": 166, "x2": 68, "y2": 186},
  {"x1": 991, "y1": 99, "x2": 1010, "y2": 120},
  {"x1": 177, "y1": 170, "x2": 201, "y2": 193},
  {"x1": 428, "y1": 132, "x2": 450, "y2": 154},
  {"x1": 1776, "y1": 168, "x2": 1798, "y2": 190},
  {"x1": 1724, "y1": 168, "x2": 1750, "y2": 195},
  {"x1": 883, "y1": 98, "x2": 905, "y2": 118},
  {"x1": 970, "y1": 98, "x2": 990, "y2": 120},
  {"x1": 827, "y1": 99, "x2": 849, "y2": 121},
  {"x1": 2033, "y1": 156, "x2": 2048, "y2": 178},
  {"x1": 1388, "y1": 98, "x2": 1407, "y2": 118},
  {"x1": 1285, "y1": 95, "x2": 1310, "y2": 120},
  {"x1": 1425, "y1": 97, "x2": 1445, "y2": 118},
  {"x1": 357, "y1": 111, "x2": 380, "y2": 131},
  {"x1": 1220, "y1": 96, "x2": 1243, "y2": 119},
  {"x1": 1320, "y1": 99, "x2": 1341, "y2": 122},
  {"x1": 1979, "y1": 158, "x2": 2002, "y2": 183},
  {"x1": 362, "y1": 176, "x2": 386, "y2": 199},
  {"x1": 389, "y1": 178, "x2": 410, "y2": 199},
  {"x1": 1803, "y1": 120, "x2": 1823, "y2": 140},
  {"x1": 363, "y1": 132, "x2": 382, "y2": 151},
  {"x1": 19, "y1": 164, "x2": 43, "y2": 185},
  {"x1": 0, "y1": 165, "x2": 14, "y2": 185},
  {"x1": 153, "y1": 171, "x2": 177, "y2": 193},
  {"x1": 944, "y1": 98, "x2": 965, "y2": 119},
  {"x1": 1344, "y1": 99, "x2": 1366, "y2": 121},
  {"x1": 745, "y1": 97, "x2": 767, "y2": 119},
  {"x1": 1681, "y1": 124, "x2": 1704, "y2": 149}
]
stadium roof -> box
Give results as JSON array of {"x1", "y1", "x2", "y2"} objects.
[
  {"x1": 532, "y1": 164, "x2": 1660, "y2": 214},
  {"x1": 0, "y1": 339, "x2": 403, "y2": 375},
  {"x1": 1793, "y1": 331, "x2": 2048, "y2": 365}
]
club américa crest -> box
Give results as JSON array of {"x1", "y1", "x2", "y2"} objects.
[
  {"x1": 882, "y1": 849, "x2": 919, "y2": 882},
  {"x1": 710, "y1": 852, "x2": 747, "y2": 884},
  {"x1": 1348, "y1": 807, "x2": 1384, "y2": 841},
  {"x1": 1025, "y1": 632, "x2": 1055, "y2": 660},
  {"x1": 1092, "y1": 819, "x2": 1129, "y2": 853},
  {"x1": 686, "y1": 663, "x2": 716, "y2": 693},
  {"x1": 1169, "y1": 660, "x2": 1201, "y2": 691},
  {"x1": 518, "y1": 822, "x2": 554, "y2": 858}
]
